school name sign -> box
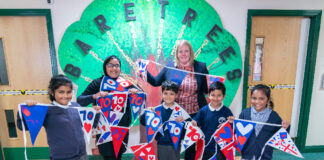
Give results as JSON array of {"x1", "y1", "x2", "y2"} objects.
[{"x1": 58, "y1": 0, "x2": 242, "y2": 107}]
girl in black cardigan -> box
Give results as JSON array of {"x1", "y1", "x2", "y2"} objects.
[{"x1": 239, "y1": 84, "x2": 290, "y2": 160}]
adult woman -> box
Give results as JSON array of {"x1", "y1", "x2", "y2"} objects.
[
  {"x1": 147, "y1": 40, "x2": 209, "y2": 159},
  {"x1": 77, "y1": 55, "x2": 138, "y2": 160}
]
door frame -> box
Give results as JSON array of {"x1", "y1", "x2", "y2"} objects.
[
  {"x1": 0, "y1": 9, "x2": 57, "y2": 159},
  {"x1": 0, "y1": 9, "x2": 58, "y2": 75},
  {"x1": 242, "y1": 10, "x2": 322, "y2": 153}
]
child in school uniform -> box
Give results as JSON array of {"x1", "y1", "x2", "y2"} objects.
[
  {"x1": 239, "y1": 84, "x2": 290, "y2": 160},
  {"x1": 141, "y1": 80, "x2": 187, "y2": 160},
  {"x1": 17, "y1": 74, "x2": 87, "y2": 160},
  {"x1": 192, "y1": 81, "x2": 233, "y2": 160}
]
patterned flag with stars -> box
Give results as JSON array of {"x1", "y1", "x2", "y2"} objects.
[{"x1": 266, "y1": 128, "x2": 303, "y2": 158}]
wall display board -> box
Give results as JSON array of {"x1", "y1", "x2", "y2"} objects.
[{"x1": 58, "y1": 0, "x2": 242, "y2": 107}]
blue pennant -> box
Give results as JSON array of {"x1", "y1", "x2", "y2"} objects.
[{"x1": 21, "y1": 104, "x2": 48, "y2": 146}]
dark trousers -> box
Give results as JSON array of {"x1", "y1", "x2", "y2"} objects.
[
  {"x1": 184, "y1": 143, "x2": 196, "y2": 160},
  {"x1": 202, "y1": 151, "x2": 226, "y2": 160}
]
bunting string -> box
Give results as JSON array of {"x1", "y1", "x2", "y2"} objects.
[
  {"x1": 236, "y1": 118, "x2": 282, "y2": 127},
  {"x1": 204, "y1": 118, "x2": 283, "y2": 149},
  {"x1": 146, "y1": 59, "x2": 222, "y2": 77}
]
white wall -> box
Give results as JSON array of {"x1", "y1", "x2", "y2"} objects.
[{"x1": 1, "y1": 0, "x2": 323, "y2": 146}]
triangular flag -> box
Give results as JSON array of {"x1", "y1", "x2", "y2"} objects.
[
  {"x1": 166, "y1": 121, "x2": 184, "y2": 150},
  {"x1": 136, "y1": 59, "x2": 149, "y2": 81},
  {"x1": 76, "y1": 107, "x2": 96, "y2": 143},
  {"x1": 129, "y1": 92, "x2": 146, "y2": 120},
  {"x1": 96, "y1": 112, "x2": 112, "y2": 145},
  {"x1": 214, "y1": 121, "x2": 234, "y2": 147},
  {"x1": 195, "y1": 138, "x2": 205, "y2": 160},
  {"x1": 131, "y1": 143, "x2": 156, "y2": 160},
  {"x1": 221, "y1": 143, "x2": 235, "y2": 160},
  {"x1": 98, "y1": 93, "x2": 128, "y2": 126},
  {"x1": 169, "y1": 103, "x2": 191, "y2": 121},
  {"x1": 234, "y1": 119, "x2": 256, "y2": 152},
  {"x1": 110, "y1": 93, "x2": 128, "y2": 113},
  {"x1": 116, "y1": 76, "x2": 133, "y2": 89},
  {"x1": 20, "y1": 104, "x2": 48, "y2": 146},
  {"x1": 169, "y1": 68, "x2": 187, "y2": 86},
  {"x1": 145, "y1": 110, "x2": 162, "y2": 143},
  {"x1": 208, "y1": 153, "x2": 217, "y2": 160},
  {"x1": 213, "y1": 121, "x2": 235, "y2": 160},
  {"x1": 207, "y1": 75, "x2": 225, "y2": 89},
  {"x1": 97, "y1": 95, "x2": 112, "y2": 119},
  {"x1": 100, "y1": 76, "x2": 126, "y2": 92},
  {"x1": 266, "y1": 128, "x2": 303, "y2": 158},
  {"x1": 111, "y1": 126, "x2": 129, "y2": 158},
  {"x1": 181, "y1": 122, "x2": 204, "y2": 153}
]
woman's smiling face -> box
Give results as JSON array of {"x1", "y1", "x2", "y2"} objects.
[{"x1": 105, "y1": 58, "x2": 121, "y2": 78}]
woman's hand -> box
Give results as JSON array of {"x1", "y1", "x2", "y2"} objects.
[
  {"x1": 191, "y1": 120, "x2": 198, "y2": 126},
  {"x1": 129, "y1": 88, "x2": 139, "y2": 94},
  {"x1": 227, "y1": 116, "x2": 235, "y2": 123},
  {"x1": 93, "y1": 91, "x2": 109, "y2": 100},
  {"x1": 147, "y1": 107, "x2": 154, "y2": 112},
  {"x1": 92, "y1": 105, "x2": 101, "y2": 113},
  {"x1": 282, "y1": 120, "x2": 290, "y2": 130},
  {"x1": 24, "y1": 100, "x2": 38, "y2": 106},
  {"x1": 175, "y1": 116, "x2": 184, "y2": 123}
]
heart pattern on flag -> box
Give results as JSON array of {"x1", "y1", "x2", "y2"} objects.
[
  {"x1": 84, "y1": 122, "x2": 92, "y2": 133},
  {"x1": 132, "y1": 106, "x2": 140, "y2": 114},
  {"x1": 238, "y1": 135, "x2": 247, "y2": 145},
  {"x1": 148, "y1": 155, "x2": 155, "y2": 160},
  {"x1": 175, "y1": 106, "x2": 180, "y2": 111},
  {"x1": 103, "y1": 111, "x2": 109, "y2": 119},
  {"x1": 219, "y1": 126, "x2": 232, "y2": 139},
  {"x1": 148, "y1": 127, "x2": 155, "y2": 135},
  {"x1": 117, "y1": 85, "x2": 125, "y2": 91},
  {"x1": 236, "y1": 122, "x2": 253, "y2": 136},
  {"x1": 172, "y1": 137, "x2": 178, "y2": 144}
]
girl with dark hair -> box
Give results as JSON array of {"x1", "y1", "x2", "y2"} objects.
[
  {"x1": 77, "y1": 55, "x2": 139, "y2": 160},
  {"x1": 239, "y1": 84, "x2": 290, "y2": 160},
  {"x1": 17, "y1": 74, "x2": 87, "y2": 160}
]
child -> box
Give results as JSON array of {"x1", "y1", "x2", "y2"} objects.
[
  {"x1": 192, "y1": 81, "x2": 233, "y2": 160},
  {"x1": 140, "y1": 80, "x2": 186, "y2": 160},
  {"x1": 17, "y1": 74, "x2": 87, "y2": 160},
  {"x1": 239, "y1": 84, "x2": 290, "y2": 160}
]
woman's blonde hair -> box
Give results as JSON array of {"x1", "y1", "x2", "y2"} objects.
[{"x1": 175, "y1": 40, "x2": 195, "y2": 66}]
